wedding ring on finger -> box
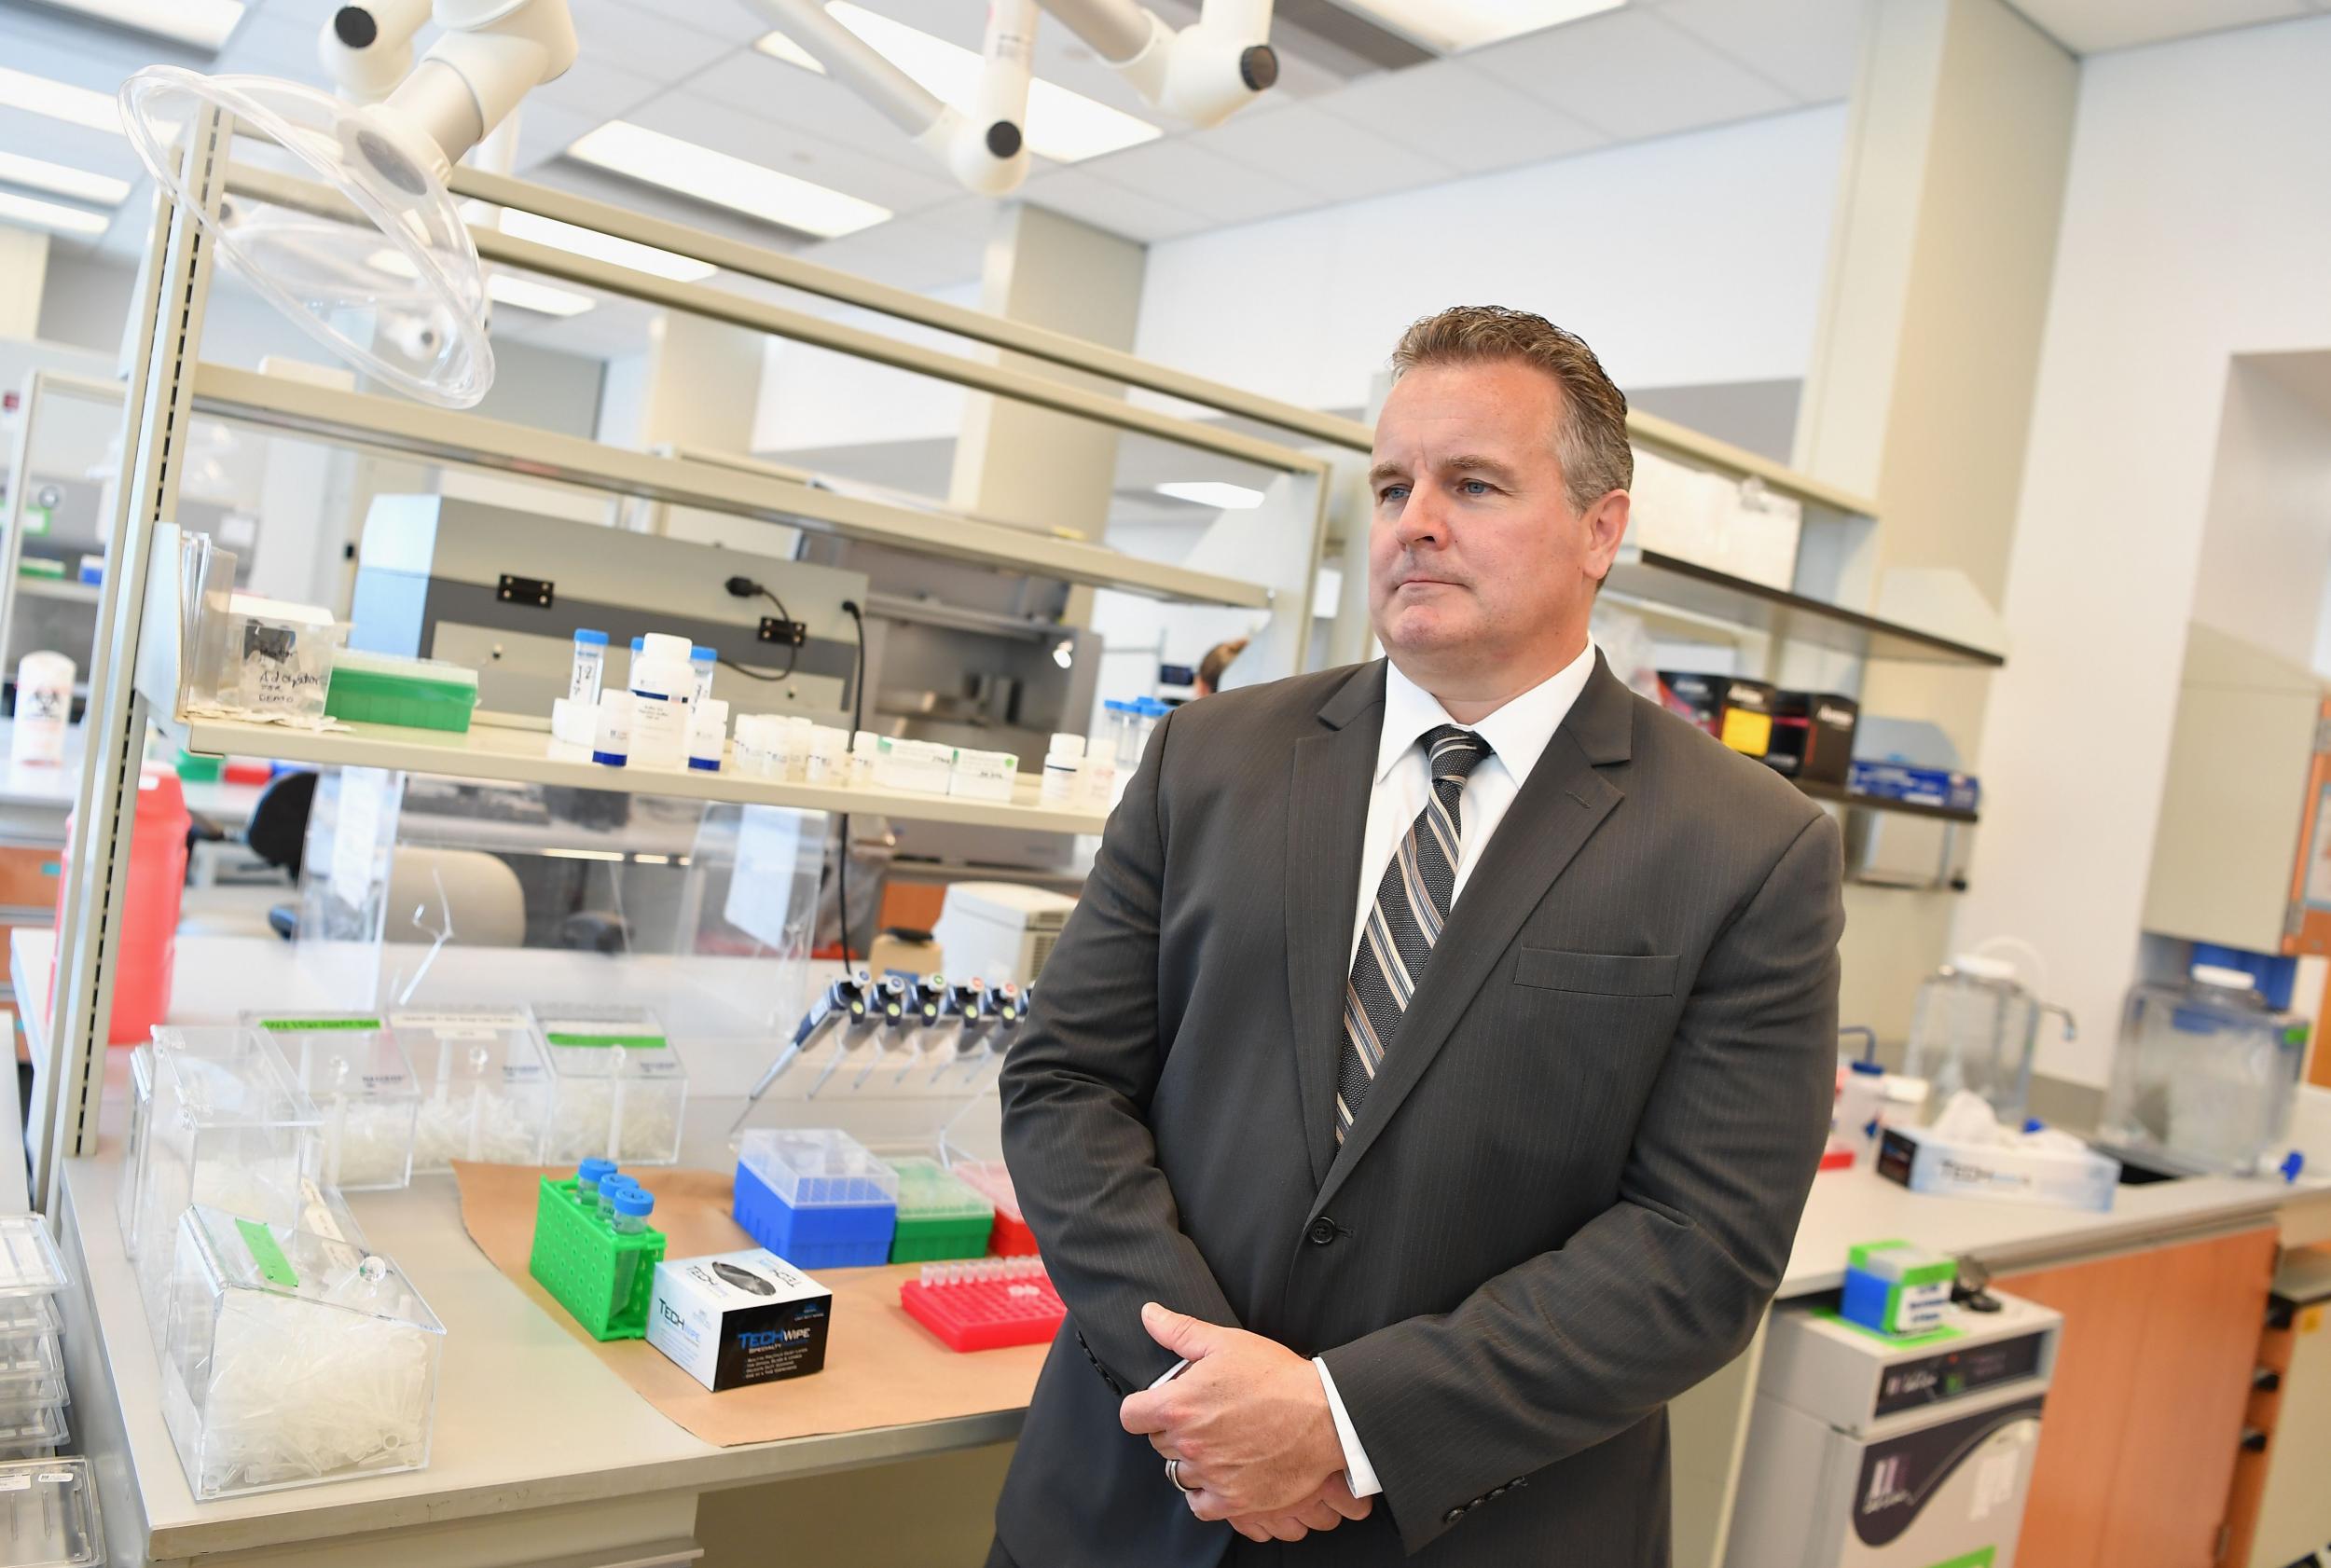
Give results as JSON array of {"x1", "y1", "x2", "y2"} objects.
[{"x1": 1166, "y1": 1458, "x2": 1193, "y2": 1494}]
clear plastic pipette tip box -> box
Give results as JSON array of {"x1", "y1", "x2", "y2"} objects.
[
  {"x1": 393, "y1": 1008, "x2": 553, "y2": 1173},
  {"x1": 245, "y1": 1013, "x2": 421, "y2": 1191},
  {"x1": 160, "y1": 1206, "x2": 445, "y2": 1500},
  {"x1": 0, "y1": 1455, "x2": 103, "y2": 1567},
  {"x1": 533, "y1": 1004, "x2": 687, "y2": 1166}
]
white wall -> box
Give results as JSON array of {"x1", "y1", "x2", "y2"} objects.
[
  {"x1": 2190, "y1": 358, "x2": 2331, "y2": 672},
  {"x1": 1958, "y1": 14, "x2": 2331, "y2": 1084},
  {"x1": 752, "y1": 286, "x2": 980, "y2": 458},
  {"x1": 1131, "y1": 105, "x2": 1849, "y2": 412}
]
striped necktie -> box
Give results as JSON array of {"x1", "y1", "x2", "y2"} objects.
[{"x1": 1336, "y1": 724, "x2": 1493, "y2": 1142}]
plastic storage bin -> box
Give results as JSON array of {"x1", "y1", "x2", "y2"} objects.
[
  {"x1": 952, "y1": 1160, "x2": 1038, "y2": 1257},
  {"x1": 220, "y1": 594, "x2": 345, "y2": 721},
  {"x1": 160, "y1": 1205, "x2": 444, "y2": 1499},
  {"x1": 732, "y1": 1129, "x2": 899, "y2": 1269},
  {"x1": 0, "y1": 1331, "x2": 67, "y2": 1410},
  {"x1": 324, "y1": 650, "x2": 479, "y2": 732},
  {"x1": 2103, "y1": 964, "x2": 2310, "y2": 1176},
  {"x1": 535, "y1": 1005, "x2": 688, "y2": 1166},
  {"x1": 118, "y1": 1042, "x2": 153, "y2": 1254},
  {"x1": 526, "y1": 1176, "x2": 667, "y2": 1340},
  {"x1": 248, "y1": 1013, "x2": 420, "y2": 1191},
  {"x1": 57, "y1": 769, "x2": 190, "y2": 1045},
  {"x1": 125, "y1": 1028, "x2": 325, "y2": 1331},
  {"x1": 1903, "y1": 956, "x2": 2070, "y2": 1131},
  {"x1": 0, "y1": 1455, "x2": 103, "y2": 1566},
  {"x1": 394, "y1": 1008, "x2": 554, "y2": 1172},
  {"x1": 885, "y1": 1158, "x2": 994, "y2": 1263}
]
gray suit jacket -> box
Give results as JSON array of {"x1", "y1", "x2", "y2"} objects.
[{"x1": 995, "y1": 653, "x2": 1842, "y2": 1566}]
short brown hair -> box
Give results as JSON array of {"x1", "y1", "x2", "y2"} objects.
[
  {"x1": 1196, "y1": 637, "x2": 1247, "y2": 692},
  {"x1": 1389, "y1": 306, "x2": 1633, "y2": 514}
]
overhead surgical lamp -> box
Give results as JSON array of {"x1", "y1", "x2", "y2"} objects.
[
  {"x1": 117, "y1": 0, "x2": 582, "y2": 406},
  {"x1": 1042, "y1": 0, "x2": 1277, "y2": 129}
]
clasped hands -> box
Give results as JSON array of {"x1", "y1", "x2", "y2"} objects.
[{"x1": 1119, "y1": 1301, "x2": 1372, "y2": 1544}]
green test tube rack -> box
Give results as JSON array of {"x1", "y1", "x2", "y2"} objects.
[
  {"x1": 886, "y1": 1157, "x2": 996, "y2": 1264},
  {"x1": 527, "y1": 1176, "x2": 667, "y2": 1340}
]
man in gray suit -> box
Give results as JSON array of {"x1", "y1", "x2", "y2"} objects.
[{"x1": 992, "y1": 306, "x2": 1843, "y2": 1566}]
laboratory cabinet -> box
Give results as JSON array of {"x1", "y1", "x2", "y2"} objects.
[{"x1": 2000, "y1": 1226, "x2": 2278, "y2": 1567}]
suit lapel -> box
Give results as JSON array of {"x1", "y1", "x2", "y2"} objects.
[
  {"x1": 1309, "y1": 655, "x2": 1635, "y2": 1219},
  {"x1": 1285, "y1": 662, "x2": 1386, "y2": 1188}
]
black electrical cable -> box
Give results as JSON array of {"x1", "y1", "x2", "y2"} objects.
[
  {"x1": 836, "y1": 598, "x2": 866, "y2": 965},
  {"x1": 721, "y1": 573, "x2": 800, "y2": 679},
  {"x1": 714, "y1": 656, "x2": 791, "y2": 682}
]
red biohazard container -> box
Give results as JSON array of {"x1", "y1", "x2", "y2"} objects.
[{"x1": 54, "y1": 769, "x2": 190, "y2": 1044}]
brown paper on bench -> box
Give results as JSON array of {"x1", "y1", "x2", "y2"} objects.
[{"x1": 454, "y1": 1161, "x2": 1046, "y2": 1448}]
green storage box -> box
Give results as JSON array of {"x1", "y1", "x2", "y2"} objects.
[
  {"x1": 173, "y1": 750, "x2": 223, "y2": 783},
  {"x1": 886, "y1": 1157, "x2": 994, "y2": 1263},
  {"x1": 325, "y1": 651, "x2": 478, "y2": 733},
  {"x1": 527, "y1": 1176, "x2": 665, "y2": 1340}
]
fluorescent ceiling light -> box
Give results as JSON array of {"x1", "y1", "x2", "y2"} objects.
[
  {"x1": 770, "y1": 4, "x2": 1161, "y2": 163},
  {"x1": 753, "y1": 30, "x2": 827, "y2": 75},
  {"x1": 1156, "y1": 481, "x2": 1265, "y2": 510},
  {"x1": 28, "y1": 0, "x2": 247, "y2": 49},
  {"x1": 566, "y1": 120, "x2": 891, "y2": 239},
  {"x1": 1337, "y1": 0, "x2": 1625, "y2": 52},
  {"x1": 0, "y1": 189, "x2": 110, "y2": 237},
  {"x1": 496, "y1": 208, "x2": 718, "y2": 283},
  {"x1": 0, "y1": 65, "x2": 125, "y2": 133},
  {"x1": 0, "y1": 150, "x2": 130, "y2": 205},
  {"x1": 371, "y1": 249, "x2": 598, "y2": 316}
]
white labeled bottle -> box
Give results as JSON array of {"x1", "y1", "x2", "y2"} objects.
[
  {"x1": 11, "y1": 651, "x2": 75, "y2": 766},
  {"x1": 629, "y1": 633, "x2": 694, "y2": 769},
  {"x1": 1041, "y1": 733, "x2": 1085, "y2": 805}
]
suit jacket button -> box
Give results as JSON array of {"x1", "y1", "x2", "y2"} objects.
[
  {"x1": 1307, "y1": 1217, "x2": 1338, "y2": 1245},
  {"x1": 1443, "y1": 1509, "x2": 1464, "y2": 1525}
]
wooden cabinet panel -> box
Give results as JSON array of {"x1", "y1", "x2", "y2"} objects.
[
  {"x1": 2003, "y1": 1227, "x2": 2277, "y2": 1568},
  {"x1": 2102, "y1": 1229, "x2": 2277, "y2": 1565}
]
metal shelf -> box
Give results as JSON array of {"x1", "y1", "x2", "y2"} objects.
[
  {"x1": 1606, "y1": 549, "x2": 2006, "y2": 667},
  {"x1": 157, "y1": 709, "x2": 1113, "y2": 836},
  {"x1": 15, "y1": 577, "x2": 101, "y2": 605},
  {"x1": 186, "y1": 364, "x2": 1273, "y2": 611},
  {"x1": 1796, "y1": 778, "x2": 1979, "y2": 824}
]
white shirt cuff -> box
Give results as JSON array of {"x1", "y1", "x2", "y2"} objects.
[
  {"x1": 1149, "y1": 1357, "x2": 1189, "y2": 1390},
  {"x1": 1314, "y1": 1357, "x2": 1383, "y2": 1497}
]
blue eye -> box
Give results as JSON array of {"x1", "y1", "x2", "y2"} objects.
[
  {"x1": 1379, "y1": 484, "x2": 1410, "y2": 503},
  {"x1": 1459, "y1": 479, "x2": 1492, "y2": 496}
]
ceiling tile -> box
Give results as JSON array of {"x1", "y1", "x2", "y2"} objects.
[
  {"x1": 566, "y1": 0, "x2": 738, "y2": 85},
  {"x1": 510, "y1": 99, "x2": 604, "y2": 172},
  {"x1": 2003, "y1": 0, "x2": 2308, "y2": 52},
  {"x1": 1196, "y1": 98, "x2": 1452, "y2": 205},
  {"x1": 531, "y1": 53, "x2": 665, "y2": 124},
  {"x1": 214, "y1": 6, "x2": 333, "y2": 86},
  {"x1": 1015, "y1": 168, "x2": 1208, "y2": 242},
  {"x1": 1313, "y1": 59, "x2": 1604, "y2": 173},
  {"x1": 1075, "y1": 135, "x2": 1317, "y2": 227},
  {"x1": 1468, "y1": 7, "x2": 1795, "y2": 142},
  {"x1": 1652, "y1": 0, "x2": 1869, "y2": 103},
  {"x1": 687, "y1": 50, "x2": 941, "y2": 174},
  {"x1": 623, "y1": 89, "x2": 959, "y2": 214},
  {"x1": 656, "y1": 0, "x2": 797, "y2": 46}
]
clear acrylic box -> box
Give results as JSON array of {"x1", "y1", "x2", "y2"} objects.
[
  {"x1": 126, "y1": 1028, "x2": 329, "y2": 1333},
  {"x1": 0, "y1": 1332, "x2": 67, "y2": 1410},
  {"x1": 0, "y1": 1455, "x2": 103, "y2": 1567},
  {"x1": 245, "y1": 1014, "x2": 421, "y2": 1191},
  {"x1": 119, "y1": 1042, "x2": 153, "y2": 1258},
  {"x1": 0, "y1": 1218, "x2": 70, "y2": 1323},
  {"x1": 160, "y1": 1206, "x2": 445, "y2": 1500},
  {"x1": 394, "y1": 1008, "x2": 553, "y2": 1172},
  {"x1": 534, "y1": 1005, "x2": 687, "y2": 1166},
  {"x1": 0, "y1": 1403, "x2": 68, "y2": 1463}
]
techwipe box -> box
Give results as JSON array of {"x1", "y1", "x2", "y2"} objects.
[{"x1": 646, "y1": 1248, "x2": 832, "y2": 1392}]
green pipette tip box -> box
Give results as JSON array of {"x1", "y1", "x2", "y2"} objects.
[
  {"x1": 528, "y1": 1176, "x2": 667, "y2": 1341},
  {"x1": 885, "y1": 1158, "x2": 995, "y2": 1264}
]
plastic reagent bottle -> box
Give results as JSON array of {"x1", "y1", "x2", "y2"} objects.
[
  {"x1": 630, "y1": 633, "x2": 696, "y2": 769},
  {"x1": 592, "y1": 690, "x2": 634, "y2": 767},
  {"x1": 598, "y1": 1172, "x2": 635, "y2": 1221},
  {"x1": 1041, "y1": 733, "x2": 1085, "y2": 805},
  {"x1": 689, "y1": 698, "x2": 729, "y2": 773},
  {"x1": 689, "y1": 645, "x2": 717, "y2": 707},
  {"x1": 569, "y1": 629, "x2": 608, "y2": 706}
]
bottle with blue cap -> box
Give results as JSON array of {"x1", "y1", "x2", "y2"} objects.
[
  {"x1": 611, "y1": 1183, "x2": 655, "y2": 1236},
  {"x1": 598, "y1": 1172, "x2": 635, "y2": 1221},
  {"x1": 575, "y1": 1157, "x2": 616, "y2": 1204},
  {"x1": 569, "y1": 629, "x2": 608, "y2": 706},
  {"x1": 689, "y1": 645, "x2": 717, "y2": 707}
]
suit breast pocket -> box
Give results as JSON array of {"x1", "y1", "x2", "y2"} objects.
[{"x1": 1513, "y1": 946, "x2": 1679, "y2": 997}]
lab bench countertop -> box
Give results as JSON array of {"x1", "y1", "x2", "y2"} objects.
[{"x1": 16, "y1": 927, "x2": 2331, "y2": 1562}]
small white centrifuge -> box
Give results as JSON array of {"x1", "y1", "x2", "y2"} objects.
[{"x1": 1724, "y1": 1289, "x2": 2062, "y2": 1568}]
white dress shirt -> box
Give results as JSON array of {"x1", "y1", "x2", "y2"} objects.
[{"x1": 1315, "y1": 640, "x2": 1600, "y2": 1498}]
